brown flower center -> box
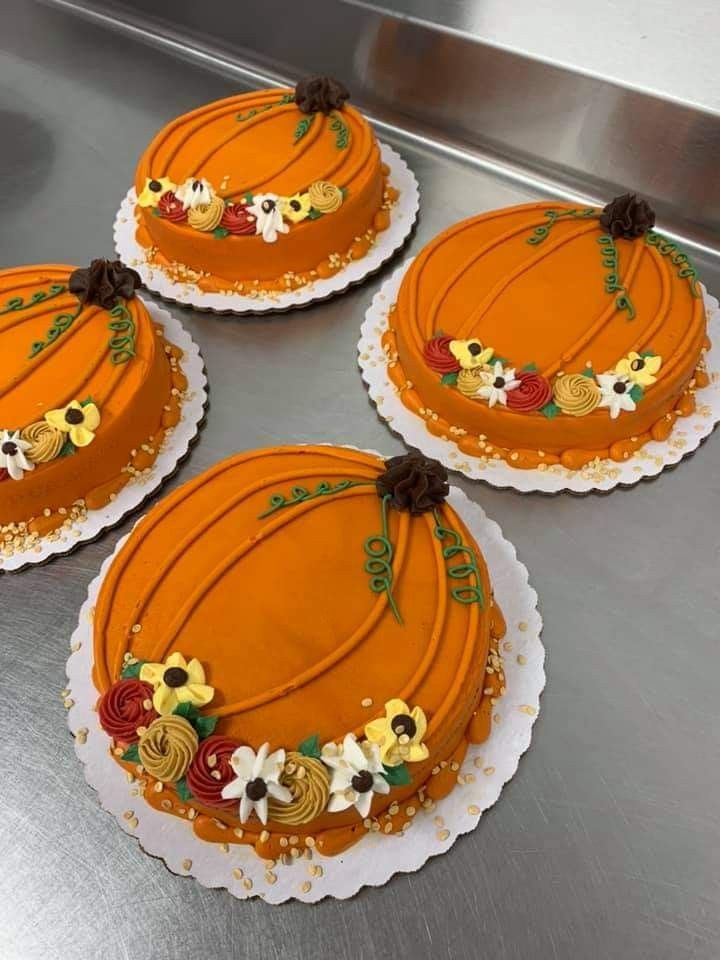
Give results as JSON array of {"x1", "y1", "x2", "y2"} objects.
[
  {"x1": 1, "y1": 441, "x2": 17, "y2": 456},
  {"x1": 163, "y1": 666, "x2": 188, "y2": 688},
  {"x1": 351, "y1": 770, "x2": 374, "y2": 794},
  {"x1": 391, "y1": 714, "x2": 417, "y2": 738},
  {"x1": 631, "y1": 358, "x2": 645, "y2": 371},
  {"x1": 245, "y1": 777, "x2": 268, "y2": 801},
  {"x1": 65, "y1": 408, "x2": 84, "y2": 425}
]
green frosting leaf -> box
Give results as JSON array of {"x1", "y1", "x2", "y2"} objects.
[
  {"x1": 521, "y1": 362, "x2": 538, "y2": 372},
  {"x1": 121, "y1": 743, "x2": 140, "y2": 763},
  {"x1": 297, "y1": 734, "x2": 322, "y2": 759},
  {"x1": 243, "y1": 191, "x2": 254, "y2": 204},
  {"x1": 213, "y1": 227, "x2": 230, "y2": 239},
  {"x1": 307, "y1": 208, "x2": 323, "y2": 220},
  {"x1": 639, "y1": 350, "x2": 656, "y2": 358},
  {"x1": 629, "y1": 384, "x2": 644, "y2": 402},
  {"x1": 440, "y1": 371, "x2": 459, "y2": 386},
  {"x1": 540, "y1": 402, "x2": 561, "y2": 419},
  {"x1": 120, "y1": 659, "x2": 146, "y2": 680},
  {"x1": 175, "y1": 777, "x2": 193, "y2": 802},
  {"x1": 173, "y1": 702, "x2": 200, "y2": 721},
  {"x1": 581, "y1": 367, "x2": 595, "y2": 378},
  {"x1": 80, "y1": 396, "x2": 95, "y2": 407},
  {"x1": 58, "y1": 439, "x2": 77, "y2": 458},
  {"x1": 194, "y1": 714, "x2": 219, "y2": 740},
  {"x1": 382, "y1": 763, "x2": 412, "y2": 787},
  {"x1": 293, "y1": 114, "x2": 315, "y2": 144},
  {"x1": 151, "y1": 207, "x2": 161, "y2": 217}
]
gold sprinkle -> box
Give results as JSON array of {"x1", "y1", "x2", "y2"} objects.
[
  {"x1": 383, "y1": 822, "x2": 393, "y2": 834},
  {"x1": 259, "y1": 830, "x2": 270, "y2": 843},
  {"x1": 518, "y1": 621, "x2": 528, "y2": 632},
  {"x1": 122, "y1": 810, "x2": 134, "y2": 821},
  {"x1": 153, "y1": 781, "x2": 163, "y2": 793},
  {"x1": 75, "y1": 728, "x2": 88, "y2": 745},
  {"x1": 468, "y1": 804, "x2": 480, "y2": 815},
  {"x1": 182, "y1": 858, "x2": 192, "y2": 871},
  {"x1": 437, "y1": 829, "x2": 450, "y2": 842},
  {"x1": 221, "y1": 843, "x2": 230, "y2": 853},
  {"x1": 473, "y1": 757, "x2": 484, "y2": 768},
  {"x1": 128, "y1": 817, "x2": 139, "y2": 830},
  {"x1": 233, "y1": 828, "x2": 244, "y2": 839},
  {"x1": 232, "y1": 868, "x2": 244, "y2": 880},
  {"x1": 519, "y1": 704, "x2": 538, "y2": 716},
  {"x1": 517, "y1": 654, "x2": 527, "y2": 665},
  {"x1": 301, "y1": 881, "x2": 312, "y2": 894},
  {"x1": 484, "y1": 766, "x2": 495, "y2": 776},
  {"x1": 305, "y1": 836, "x2": 316, "y2": 848},
  {"x1": 405, "y1": 805, "x2": 416, "y2": 817},
  {"x1": 361, "y1": 697, "x2": 373, "y2": 708},
  {"x1": 289, "y1": 835, "x2": 299, "y2": 846},
  {"x1": 131, "y1": 623, "x2": 142, "y2": 634},
  {"x1": 242, "y1": 878, "x2": 253, "y2": 891},
  {"x1": 265, "y1": 871, "x2": 277, "y2": 885},
  {"x1": 433, "y1": 816, "x2": 445, "y2": 827}
]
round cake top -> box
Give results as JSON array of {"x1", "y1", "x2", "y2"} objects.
[
  {"x1": 134, "y1": 79, "x2": 379, "y2": 224},
  {"x1": 400, "y1": 200, "x2": 704, "y2": 394},
  {"x1": 0, "y1": 261, "x2": 154, "y2": 434},
  {"x1": 93, "y1": 446, "x2": 492, "y2": 761}
]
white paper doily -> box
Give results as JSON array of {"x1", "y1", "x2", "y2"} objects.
[
  {"x1": 0, "y1": 300, "x2": 206, "y2": 572},
  {"x1": 114, "y1": 143, "x2": 419, "y2": 315},
  {"x1": 358, "y1": 259, "x2": 720, "y2": 494},
  {"x1": 65, "y1": 476, "x2": 544, "y2": 903}
]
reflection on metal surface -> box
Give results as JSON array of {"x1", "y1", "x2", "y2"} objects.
[{"x1": 41, "y1": 0, "x2": 720, "y2": 259}]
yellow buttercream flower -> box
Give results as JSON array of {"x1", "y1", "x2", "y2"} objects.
[
  {"x1": 615, "y1": 351, "x2": 662, "y2": 386},
  {"x1": 364, "y1": 698, "x2": 429, "y2": 767},
  {"x1": 449, "y1": 339, "x2": 494, "y2": 370},
  {"x1": 44, "y1": 400, "x2": 100, "y2": 448},
  {"x1": 281, "y1": 193, "x2": 312, "y2": 223},
  {"x1": 138, "y1": 176, "x2": 177, "y2": 207},
  {"x1": 139, "y1": 652, "x2": 214, "y2": 716}
]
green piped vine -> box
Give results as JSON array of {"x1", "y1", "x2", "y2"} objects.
[
  {"x1": 329, "y1": 111, "x2": 349, "y2": 149},
  {"x1": 257, "y1": 479, "x2": 374, "y2": 519},
  {"x1": 1, "y1": 283, "x2": 67, "y2": 316},
  {"x1": 28, "y1": 302, "x2": 84, "y2": 358},
  {"x1": 293, "y1": 113, "x2": 316, "y2": 143},
  {"x1": 431, "y1": 508, "x2": 484, "y2": 607},
  {"x1": 526, "y1": 208, "x2": 598, "y2": 246},
  {"x1": 364, "y1": 494, "x2": 402, "y2": 623},
  {"x1": 236, "y1": 93, "x2": 294, "y2": 123},
  {"x1": 645, "y1": 231, "x2": 702, "y2": 297},
  {"x1": 107, "y1": 302, "x2": 137, "y2": 365},
  {"x1": 597, "y1": 234, "x2": 636, "y2": 319}
]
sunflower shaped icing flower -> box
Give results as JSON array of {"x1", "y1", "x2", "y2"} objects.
[
  {"x1": 364, "y1": 699, "x2": 429, "y2": 767},
  {"x1": 137, "y1": 176, "x2": 177, "y2": 207},
  {"x1": 281, "y1": 193, "x2": 312, "y2": 223},
  {"x1": 615, "y1": 351, "x2": 662, "y2": 386},
  {"x1": 449, "y1": 339, "x2": 494, "y2": 370},
  {"x1": 139, "y1": 652, "x2": 214, "y2": 716},
  {"x1": 322, "y1": 734, "x2": 390, "y2": 818},
  {"x1": 220, "y1": 742, "x2": 292, "y2": 824},
  {"x1": 44, "y1": 400, "x2": 100, "y2": 448}
]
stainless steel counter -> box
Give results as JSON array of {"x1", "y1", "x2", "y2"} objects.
[{"x1": 1, "y1": 1, "x2": 719, "y2": 958}]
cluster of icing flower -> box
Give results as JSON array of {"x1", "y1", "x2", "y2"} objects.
[
  {"x1": 0, "y1": 399, "x2": 101, "y2": 482},
  {"x1": 100, "y1": 652, "x2": 429, "y2": 828},
  {"x1": 138, "y1": 175, "x2": 347, "y2": 244},
  {"x1": 424, "y1": 336, "x2": 663, "y2": 420}
]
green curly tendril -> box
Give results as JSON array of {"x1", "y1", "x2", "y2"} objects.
[
  {"x1": 236, "y1": 93, "x2": 294, "y2": 123},
  {"x1": 645, "y1": 231, "x2": 702, "y2": 297},
  {"x1": 431, "y1": 508, "x2": 484, "y2": 607},
  {"x1": 258, "y1": 479, "x2": 374, "y2": 518},
  {"x1": 107, "y1": 302, "x2": 136, "y2": 365},
  {"x1": 1, "y1": 282, "x2": 67, "y2": 317},
  {"x1": 526, "y1": 208, "x2": 598, "y2": 246},
  {"x1": 293, "y1": 113, "x2": 315, "y2": 143},
  {"x1": 364, "y1": 494, "x2": 402, "y2": 623},
  {"x1": 329, "y1": 111, "x2": 349, "y2": 149},
  {"x1": 28, "y1": 301, "x2": 84, "y2": 358},
  {"x1": 597, "y1": 234, "x2": 636, "y2": 319}
]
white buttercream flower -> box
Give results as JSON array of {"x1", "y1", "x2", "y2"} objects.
[
  {"x1": 175, "y1": 178, "x2": 214, "y2": 210},
  {"x1": 478, "y1": 361, "x2": 521, "y2": 408},
  {"x1": 220, "y1": 742, "x2": 291, "y2": 825},
  {"x1": 0, "y1": 430, "x2": 34, "y2": 480},
  {"x1": 597, "y1": 372, "x2": 637, "y2": 419},
  {"x1": 248, "y1": 194, "x2": 289, "y2": 243},
  {"x1": 323, "y1": 733, "x2": 390, "y2": 819}
]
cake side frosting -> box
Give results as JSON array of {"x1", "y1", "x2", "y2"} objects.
[
  {"x1": 0, "y1": 263, "x2": 185, "y2": 538},
  {"x1": 92, "y1": 446, "x2": 505, "y2": 857},
  {"x1": 133, "y1": 79, "x2": 397, "y2": 293},
  {"x1": 387, "y1": 199, "x2": 709, "y2": 470}
]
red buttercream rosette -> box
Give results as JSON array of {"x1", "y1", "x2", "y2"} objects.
[
  {"x1": 98, "y1": 679, "x2": 157, "y2": 743},
  {"x1": 423, "y1": 335, "x2": 461, "y2": 375},
  {"x1": 185, "y1": 735, "x2": 240, "y2": 809},
  {"x1": 220, "y1": 203, "x2": 256, "y2": 235},
  {"x1": 157, "y1": 191, "x2": 188, "y2": 223},
  {"x1": 506, "y1": 370, "x2": 553, "y2": 412}
]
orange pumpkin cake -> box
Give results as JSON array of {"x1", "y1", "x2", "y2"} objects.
[
  {"x1": 0, "y1": 260, "x2": 186, "y2": 552},
  {"x1": 384, "y1": 194, "x2": 710, "y2": 471},
  {"x1": 92, "y1": 446, "x2": 506, "y2": 859},
  {"x1": 132, "y1": 76, "x2": 398, "y2": 295}
]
